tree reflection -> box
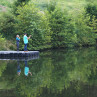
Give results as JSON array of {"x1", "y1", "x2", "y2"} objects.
[{"x1": 0, "y1": 47, "x2": 97, "y2": 97}]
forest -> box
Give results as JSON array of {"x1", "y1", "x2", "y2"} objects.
[{"x1": 0, "y1": 0, "x2": 97, "y2": 51}]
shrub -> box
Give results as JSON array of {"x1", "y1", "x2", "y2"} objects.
[{"x1": 0, "y1": 12, "x2": 16, "y2": 40}]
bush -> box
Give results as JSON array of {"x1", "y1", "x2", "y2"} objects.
[
  {"x1": 49, "y1": 5, "x2": 76, "y2": 48},
  {"x1": 0, "y1": 12, "x2": 16, "y2": 40},
  {"x1": 73, "y1": 12, "x2": 95, "y2": 46},
  {"x1": 0, "y1": 34, "x2": 15, "y2": 50},
  {"x1": 85, "y1": 3, "x2": 97, "y2": 19}
]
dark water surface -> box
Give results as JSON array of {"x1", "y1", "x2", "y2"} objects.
[{"x1": 0, "y1": 47, "x2": 97, "y2": 97}]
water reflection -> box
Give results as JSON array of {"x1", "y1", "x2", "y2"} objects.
[
  {"x1": 0, "y1": 47, "x2": 97, "y2": 97},
  {"x1": 17, "y1": 60, "x2": 32, "y2": 76},
  {"x1": 17, "y1": 60, "x2": 21, "y2": 76},
  {"x1": 24, "y1": 60, "x2": 32, "y2": 76}
]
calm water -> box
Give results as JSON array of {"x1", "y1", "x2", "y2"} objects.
[{"x1": 0, "y1": 47, "x2": 97, "y2": 97}]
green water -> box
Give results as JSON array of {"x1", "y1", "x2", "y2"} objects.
[{"x1": 0, "y1": 47, "x2": 97, "y2": 97}]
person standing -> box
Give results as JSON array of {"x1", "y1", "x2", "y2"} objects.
[
  {"x1": 23, "y1": 33, "x2": 31, "y2": 52},
  {"x1": 16, "y1": 35, "x2": 20, "y2": 51}
]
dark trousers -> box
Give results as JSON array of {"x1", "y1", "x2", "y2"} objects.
[
  {"x1": 17, "y1": 42, "x2": 19, "y2": 51},
  {"x1": 25, "y1": 60, "x2": 28, "y2": 67},
  {"x1": 17, "y1": 60, "x2": 21, "y2": 73},
  {"x1": 24, "y1": 44, "x2": 27, "y2": 51}
]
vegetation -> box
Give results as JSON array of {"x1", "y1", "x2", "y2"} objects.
[
  {"x1": 0, "y1": 0, "x2": 97, "y2": 96},
  {"x1": 14, "y1": 4, "x2": 51, "y2": 50},
  {"x1": 0, "y1": 0, "x2": 97, "y2": 50}
]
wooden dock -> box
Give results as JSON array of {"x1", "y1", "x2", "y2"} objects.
[{"x1": 0, "y1": 51, "x2": 39, "y2": 60}]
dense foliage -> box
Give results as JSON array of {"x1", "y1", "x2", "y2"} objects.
[
  {"x1": 14, "y1": 4, "x2": 51, "y2": 50},
  {"x1": 0, "y1": 0, "x2": 97, "y2": 50}
]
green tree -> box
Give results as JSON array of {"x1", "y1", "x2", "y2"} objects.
[
  {"x1": 73, "y1": 12, "x2": 95, "y2": 46},
  {"x1": 85, "y1": 3, "x2": 97, "y2": 19},
  {"x1": 49, "y1": 5, "x2": 76, "y2": 48},
  {"x1": 47, "y1": 1, "x2": 56, "y2": 13},
  {"x1": 14, "y1": 0, "x2": 30, "y2": 7},
  {"x1": 15, "y1": 4, "x2": 51, "y2": 50},
  {"x1": 13, "y1": 0, "x2": 31, "y2": 15},
  {"x1": 0, "y1": 12, "x2": 16, "y2": 40},
  {"x1": 89, "y1": 16, "x2": 97, "y2": 33},
  {"x1": 49, "y1": 7, "x2": 68, "y2": 48}
]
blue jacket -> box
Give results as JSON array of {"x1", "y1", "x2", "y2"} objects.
[{"x1": 16, "y1": 37, "x2": 20, "y2": 43}]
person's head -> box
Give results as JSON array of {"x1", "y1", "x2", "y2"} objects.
[
  {"x1": 16, "y1": 35, "x2": 19, "y2": 37},
  {"x1": 24, "y1": 33, "x2": 27, "y2": 36},
  {"x1": 17, "y1": 71, "x2": 21, "y2": 76}
]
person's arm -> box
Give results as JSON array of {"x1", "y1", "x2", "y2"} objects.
[
  {"x1": 18, "y1": 36, "x2": 20, "y2": 39},
  {"x1": 28, "y1": 70, "x2": 32, "y2": 76},
  {"x1": 27, "y1": 35, "x2": 31, "y2": 39},
  {"x1": 18, "y1": 37, "x2": 20, "y2": 41}
]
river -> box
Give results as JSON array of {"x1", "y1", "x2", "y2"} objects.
[{"x1": 0, "y1": 47, "x2": 97, "y2": 97}]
